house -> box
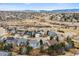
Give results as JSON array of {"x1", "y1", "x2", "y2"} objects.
[
  {"x1": 14, "y1": 34, "x2": 22, "y2": 38},
  {"x1": 37, "y1": 30, "x2": 45, "y2": 36},
  {"x1": 17, "y1": 30, "x2": 24, "y2": 35},
  {"x1": 5, "y1": 37, "x2": 17, "y2": 44},
  {"x1": 29, "y1": 40, "x2": 40, "y2": 49},
  {"x1": 46, "y1": 40, "x2": 58, "y2": 46},
  {"x1": 64, "y1": 32, "x2": 75, "y2": 38},
  {"x1": 47, "y1": 31, "x2": 57, "y2": 37},
  {"x1": 7, "y1": 27, "x2": 16, "y2": 34},
  {"x1": 0, "y1": 51, "x2": 10, "y2": 56},
  {"x1": 24, "y1": 31, "x2": 32, "y2": 37},
  {"x1": 56, "y1": 34, "x2": 65, "y2": 42},
  {"x1": 43, "y1": 42, "x2": 49, "y2": 49},
  {"x1": 43, "y1": 40, "x2": 58, "y2": 49},
  {"x1": 16, "y1": 38, "x2": 27, "y2": 46},
  {"x1": 23, "y1": 35, "x2": 30, "y2": 39},
  {"x1": 1, "y1": 37, "x2": 27, "y2": 46},
  {"x1": 0, "y1": 27, "x2": 7, "y2": 36},
  {"x1": 35, "y1": 33, "x2": 41, "y2": 37},
  {"x1": 65, "y1": 42, "x2": 73, "y2": 51},
  {"x1": 0, "y1": 36, "x2": 5, "y2": 42}
]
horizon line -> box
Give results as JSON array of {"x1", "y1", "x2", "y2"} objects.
[{"x1": 0, "y1": 8, "x2": 79, "y2": 11}]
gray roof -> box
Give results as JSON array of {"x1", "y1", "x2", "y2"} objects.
[
  {"x1": 0, "y1": 51, "x2": 9, "y2": 56},
  {"x1": 29, "y1": 40, "x2": 40, "y2": 48},
  {"x1": 48, "y1": 31, "x2": 57, "y2": 37}
]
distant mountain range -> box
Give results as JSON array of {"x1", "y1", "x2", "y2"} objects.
[
  {"x1": 39, "y1": 9, "x2": 79, "y2": 13},
  {"x1": 25, "y1": 9, "x2": 79, "y2": 13},
  {"x1": 0, "y1": 9, "x2": 79, "y2": 13}
]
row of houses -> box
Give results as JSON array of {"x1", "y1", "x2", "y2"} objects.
[{"x1": 6, "y1": 26, "x2": 58, "y2": 38}]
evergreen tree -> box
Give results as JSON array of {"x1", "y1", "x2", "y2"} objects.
[
  {"x1": 26, "y1": 46, "x2": 33, "y2": 55},
  {"x1": 39, "y1": 39, "x2": 43, "y2": 52},
  {"x1": 50, "y1": 36, "x2": 53, "y2": 40},
  {"x1": 56, "y1": 36, "x2": 59, "y2": 42}
]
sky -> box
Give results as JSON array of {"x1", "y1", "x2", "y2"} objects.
[{"x1": 0, "y1": 3, "x2": 79, "y2": 10}]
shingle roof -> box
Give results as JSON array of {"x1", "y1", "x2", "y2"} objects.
[{"x1": 46, "y1": 40, "x2": 58, "y2": 46}]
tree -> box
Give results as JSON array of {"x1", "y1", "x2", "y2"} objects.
[
  {"x1": 50, "y1": 36, "x2": 53, "y2": 40},
  {"x1": 56, "y1": 36, "x2": 59, "y2": 42},
  {"x1": 8, "y1": 52, "x2": 12, "y2": 56},
  {"x1": 47, "y1": 43, "x2": 65, "y2": 55},
  {"x1": 39, "y1": 39, "x2": 43, "y2": 52},
  {"x1": 47, "y1": 45, "x2": 54, "y2": 55},
  {"x1": 26, "y1": 40, "x2": 30, "y2": 46},
  {"x1": 26, "y1": 46, "x2": 33, "y2": 55},
  {"x1": 67, "y1": 36, "x2": 72, "y2": 44},
  {"x1": 3, "y1": 43, "x2": 13, "y2": 51},
  {"x1": 66, "y1": 36, "x2": 74, "y2": 49},
  {"x1": 47, "y1": 44, "x2": 57, "y2": 55},
  {"x1": 40, "y1": 39, "x2": 43, "y2": 46},
  {"x1": 19, "y1": 40, "x2": 33, "y2": 55},
  {"x1": 20, "y1": 46, "x2": 27, "y2": 55},
  {"x1": 0, "y1": 42, "x2": 4, "y2": 50},
  {"x1": 56, "y1": 43, "x2": 65, "y2": 55}
]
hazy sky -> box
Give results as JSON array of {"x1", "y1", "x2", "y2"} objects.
[{"x1": 0, "y1": 3, "x2": 79, "y2": 10}]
